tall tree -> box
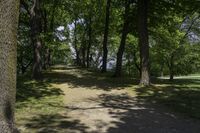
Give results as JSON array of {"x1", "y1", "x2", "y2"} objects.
[
  {"x1": 138, "y1": 0, "x2": 150, "y2": 85},
  {"x1": 43, "y1": 0, "x2": 58, "y2": 69},
  {"x1": 114, "y1": 0, "x2": 131, "y2": 77},
  {"x1": 73, "y1": 20, "x2": 81, "y2": 66},
  {"x1": 0, "y1": 0, "x2": 20, "y2": 132},
  {"x1": 86, "y1": 14, "x2": 92, "y2": 68},
  {"x1": 102, "y1": 0, "x2": 111, "y2": 72},
  {"x1": 30, "y1": 0, "x2": 43, "y2": 79}
]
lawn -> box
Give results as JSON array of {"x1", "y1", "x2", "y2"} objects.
[
  {"x1": 136, "y1": 76, "x2": 200, "y2": 119},
  {"x1": 15, "y1": 73, "x2": 65, "y2": 132}
]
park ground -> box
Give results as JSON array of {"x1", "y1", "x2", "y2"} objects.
[{"x1": 16, "y1": 65, "x2": 200, "y2": 133}]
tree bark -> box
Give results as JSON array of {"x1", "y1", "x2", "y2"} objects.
[
  {"x1": 43, "y1": 48, "x2": 50, "y2": 69},
  {"x1": 133, "y1": 50, "x2": 141, "y2": 77},
  {"x1": 169, "y1": 55, "x2": 174, "y2": 81},
  {"x1": 102, "y1": 0, "x2": 111, "y2": 72},
  {"x1": 169, "y1": 69, "x2": 174, "y2": 81},
  {"x1": 41, "y1": 9, "x2": 49, "y2": 70},
  {"x1": 138, "y1": 0, "x2": 150, "y2": 85},
  {"x1": 114, "y1": 0, "x2": 130, "y2": 77},
  {"x1": 81, "y1": 46, "x2": 86, "y2": 67},
  {"x1": 73, "y1": 20, "x2": 81, "y2": 66},
  {"x1": 0, "y1": 0, "x2": 20, "y2": 132},
  {"x1": 32, "y1": 39, "x2": 42, "y2": 79},
  {"x1": 30, "y1": 0, "x2": 43, "y2": 80},
  {"x1": 127, "y1": 55, "x2": 131, "y2": 76},
  {"x1": 86, "y1": 16, "x2": 92, "y2": 68}
]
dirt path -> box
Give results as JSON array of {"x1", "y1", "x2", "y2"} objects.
[{"x1": 51, "y1": 66, "x2": 200, "y2": 133}]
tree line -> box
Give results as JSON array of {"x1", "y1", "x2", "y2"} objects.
[{"x1": 17, "y1": 0, "x2": 200, "y2": 84}]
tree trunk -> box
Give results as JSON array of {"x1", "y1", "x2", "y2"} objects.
[
  {"x1": 41, "y1": 9, "x2": 49, "y2": 70},
  {"x1": 47, "y1": 50, "x2": 51, "y2": 66},
  {"x1": 0, "y1": 0, "x2": 20, "y2": 132},
  {"x1": 73, "y1": 20, "x2": 81, "y2": 66},
  {"x1": 127, "y1": 55, "x2": 131, "y2": 76},
  {"x1": 87, "y1": 16, "x2": 92, "y2": 68},
  {"x1": 32, "y1": 39, "x2": 42, "y2": 79},
  {"x1": 114, "y1": 0, "x2": 130, "y2": 77},
  {"x1": 133, "y1": 51, "x2": 141, "y2": 77},
  {"x1": 44, "y1": 48, "x2": 50, "y2": 69},
  {"x1": 138, "y1": 0, "x2": 150, "y2": 85},
  {"x1": 102, "y1": 0, "x2": 111, "y2": 72},
  {"x1": 30, "y1": 0, "x2": 43, "y2": 80},
  {"x1": 169, "y1": 55, "x2": 174, "y2": 81},
  {"x1": 81, "y1": 43, "x2": 86, "y2": 67},
  {"x1": 43, "y1": 0, "x2": 57, "y2": 68},
  {"x1": 160, "y1": 63, "x2": 164, "y2": 77},
  {"x1": 170, "y1": 70, "x2": 174, "y2": 81}
]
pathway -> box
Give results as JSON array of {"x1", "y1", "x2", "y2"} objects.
[{"x1": 48, "y1": 65, "x2": 200, "y2": 133}]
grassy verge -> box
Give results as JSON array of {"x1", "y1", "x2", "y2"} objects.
[
  {"x1": 15, "y1": 73, "x2": 65, "y2": 133},
  {"x1": 136, "y1": 77, "x2": 200, "y2": 119}
]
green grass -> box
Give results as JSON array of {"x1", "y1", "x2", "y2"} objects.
[
  {"x1": 136, "y1": 76, "x2": 200, "y2": 119},
  {"x1": 15, "y1": 73, "x2": 65, "y2": 133},
  {"x1": 15, "y1": 67, "x2": 200, "y2": 132}
]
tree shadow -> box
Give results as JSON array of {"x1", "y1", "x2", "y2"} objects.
[
  {"x1": 22, "y1": 114, "x2": 89, "y2": 133},
  {"x1": 16, "y1": 66, "x2": 200, "y2": 132},
  {"x1": 44, "y1": 66, "x2": 138, "y2": 91},
  {"x1": 16, "y1": 70, "x2": 90, "y2": 133},
  {"x1": 49, "y1": 65, "x2": 82, "y2": 71},
  {"x1": 136, "y1": 80, "x2": 200, "y2": 119},
  {"x1": 64, "y1": 93, "x2": 200, "y2": 133},
  {"x1": 16, "y1": 76, "x2": 64, "y2": 102},
  {"x1": 152, "y1": 77, "x2": 200, "y2": 86}
]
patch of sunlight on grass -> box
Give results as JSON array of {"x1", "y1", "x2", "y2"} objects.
[
  {"x1": 16, "y1": 74, "x2": 65, "y2": 132},
  {"x1": 136, "y1": 77, "x2": 200, "y2": 119}
]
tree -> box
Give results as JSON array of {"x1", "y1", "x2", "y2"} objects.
[
  {"x1": 30, "y1": 0, "x2": 43, "y2": 79},
  {"x1": 102, "y1": 0, "x2": 111, "y2": 72},
  {"x1": 43, "y1": 0, "x2": 59, "y2": 69},
  {"x1": 86, "y1": 12, "x2": 92, "y2": 68},
  {"x1": 114, "y1": 0, "x2": 131, "y2": 77},
  {"x1": 0, "y1": 0, "x2": 20, "y2": 132},
  {"x1": 151, "y1": 12, "x2": 200, "y2": 81},
  {"x1": 138, "y1": 0, "x2": 150, "y2": 85}
]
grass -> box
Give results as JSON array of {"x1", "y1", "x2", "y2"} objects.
[
  {"x1": 15, "y1": 67, "x2": 200, "y2": 132},
  {"x1": 15, "y1": 73, "x2": 65, "y2": 133},
  {"x1": 136, "y1": 76, "x2": 200, "y2": 119}
]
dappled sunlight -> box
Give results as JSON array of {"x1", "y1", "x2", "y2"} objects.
[
  {"x1": 16, "y1": 76, "x2": 64, "y2": 102},
  {"x1": 45, "y1": 66, "x2": 137, "y2": 91},
  {"x1": 136, "y1": 81, "x2": 200, "y2": 119},
  {"x1": 64, "y1": 92, "x2": 200, "y2": 133},
  {"x1": 16, "y1": 66, "x2": 200, "y2": 133},
  {"x1": 23, "y1": 114, "x2": 90, "y2": 133}
]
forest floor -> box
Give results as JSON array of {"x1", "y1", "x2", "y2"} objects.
[{"x1": 16, "y1": 65, "x2": 200, "y2": 133}]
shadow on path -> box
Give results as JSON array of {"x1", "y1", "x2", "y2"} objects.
[
  {"x1": 63, "y1": 93, "x2": 200, "y2": 133},
  {"x1": 45, "y1": 66, "x2": 137, "y2": 91},
  {"x1": 17, "y1": 66, "x2": 200, "y2": 133}
]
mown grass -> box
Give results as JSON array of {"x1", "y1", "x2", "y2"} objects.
[
  {"x1": 136, "y1": 76, "x2": 200, "y2": 119},
  {"x1": 15, "y1": 73, "x2": 65, "y2": 133},
  {"x1": 15, "y1": 67, "x2": 200, "y2": 132}
]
